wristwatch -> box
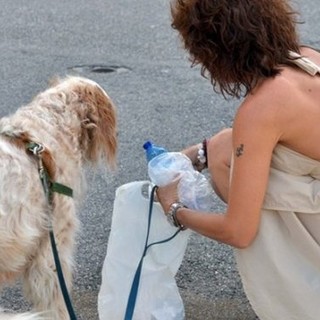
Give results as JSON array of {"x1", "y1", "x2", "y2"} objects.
[{"x1": 166, "y1": 202, "x2": 187, "y2": 230}]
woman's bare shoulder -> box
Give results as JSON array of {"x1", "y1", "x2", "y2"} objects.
[
  {"x1": 300, "y1": 46, "x2": 320, "y2": 63},
  {"x1": 239, "y1": 75, "x2": 293, "y2": 119}
]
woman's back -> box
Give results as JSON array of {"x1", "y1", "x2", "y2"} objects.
[{"x1": 245, "y1": 46, "x2": 320, "y2": 160}]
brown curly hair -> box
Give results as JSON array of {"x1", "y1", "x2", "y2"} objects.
[{"x1": 171, "y1": 0, "x2": 300, "y2": 97}]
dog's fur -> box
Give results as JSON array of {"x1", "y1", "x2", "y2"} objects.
[{"x1": 0, "y1": 76, "x2": 117, "y2": 319}]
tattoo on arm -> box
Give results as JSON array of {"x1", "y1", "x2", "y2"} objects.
[{"x1": 236, "y1": 144, "x2": 244, "y2": 157}]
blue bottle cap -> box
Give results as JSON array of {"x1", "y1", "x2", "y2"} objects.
[{"x1": 143, "y1": 141, "x2": 152, "y2": 150}]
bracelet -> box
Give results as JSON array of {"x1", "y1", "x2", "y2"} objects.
[
  {"x1": 166, "y1": 202, "x2": 187, "y2": 230},
  {"x1": 197, "y1": 139, "x2": 208, "y2": 168}
]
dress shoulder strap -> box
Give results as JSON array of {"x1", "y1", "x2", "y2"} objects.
[{"x1": 288, "y1": 51, "x2": 320, "y2": 76}]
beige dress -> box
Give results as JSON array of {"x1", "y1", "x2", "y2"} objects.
[{"x1": 235, "y1": 55, "x2": 320, "y2": 320}]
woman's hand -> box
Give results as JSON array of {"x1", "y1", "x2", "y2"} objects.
[
  {"x1": 156, "y1": 178, "x2": 181, "y2": 213},
  {"x1": 181, "y1": 143, "x2": 207, "y2": 172}
]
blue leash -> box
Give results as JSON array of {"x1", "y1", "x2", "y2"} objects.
[
  {"x1": 27, "y1": 142, "x2": 77, "y2": 320},
  {"x1": 124, "y1": 185, "x2": 182, "y2": 320}
]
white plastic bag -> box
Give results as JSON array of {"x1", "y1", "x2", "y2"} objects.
[{"x1": 98, "y1": 181, "x2": 191, "y2": 320}]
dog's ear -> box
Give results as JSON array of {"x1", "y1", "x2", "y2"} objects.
[
  {"x1": 76, "y1": 83, "x2": 117, "y2": 169},
  {"x1": 93, "y1": 86, "x2": 117, "y2": 169}
]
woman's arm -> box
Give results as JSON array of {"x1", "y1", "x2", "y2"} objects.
[{"x1": 157, "y1": 91, "x2": 283, "y2": 248}]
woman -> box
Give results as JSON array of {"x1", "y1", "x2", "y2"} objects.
[{"x1": 156, "y1": 0, "x2": 320, "y2": 319}]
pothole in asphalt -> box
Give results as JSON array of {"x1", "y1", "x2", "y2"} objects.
[{"x1": 68, "y1": 64, "x2": 131, "y2": 74}]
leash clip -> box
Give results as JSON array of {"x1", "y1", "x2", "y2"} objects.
[
  {"x1": 26, "y1": 142, "x2": 45, "y2": 156},
  {"x1": 32, "y1": 143, "x2": 45, "y2": 156},
  {"x1": 28, "y1": 143, "x2": 46, "y2": 178},
  {"x1": 26, "y1": 142, "x2": 50, "y2": 195}
]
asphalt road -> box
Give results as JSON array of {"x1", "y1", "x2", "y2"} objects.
[{"x1": 0, "y1": 1, "x2": 319, "y2": 319}]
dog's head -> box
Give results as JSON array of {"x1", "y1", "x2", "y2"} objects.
[{"x1": 51, "y1": 76, "x2": 117, "y2": 169}]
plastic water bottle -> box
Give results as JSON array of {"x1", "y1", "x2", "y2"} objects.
[{"x1": 143, "y1": 141, "x2": 215, "y2": 211}]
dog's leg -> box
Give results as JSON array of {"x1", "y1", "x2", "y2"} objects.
[
  {"x1": 22, "y1": 216, "x2": 77, "y2": 320},
  {"x1": 22, "y1": 242, "x2": 73, "y2": 320}
]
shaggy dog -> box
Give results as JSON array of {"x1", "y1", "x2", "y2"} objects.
[{"x1": 0, "y1": 76, "x2": 117, "y2": 319}]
